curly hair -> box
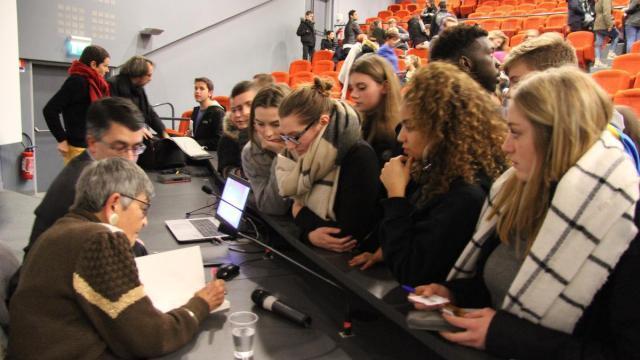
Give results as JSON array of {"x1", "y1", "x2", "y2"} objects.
[
  {"x1": 403, "y1": 61, "x2": 507, "y2": 205},
  {"x1": 430, "y1": 24, "x2": 488, "y2": 63}
]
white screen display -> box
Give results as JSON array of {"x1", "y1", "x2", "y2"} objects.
[{"x1": 217, "y1": 177, "x2": 251, "y2": 228}]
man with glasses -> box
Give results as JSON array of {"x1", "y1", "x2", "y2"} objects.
[{"x1": 24, "y1": 97, "x2": 147, "y2": 258}]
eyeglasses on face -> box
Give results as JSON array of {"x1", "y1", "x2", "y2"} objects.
[
  {"x1": 279, "y1": 120, "x2": 317, "y2": 145},
  {"x1": 121, "y1": 194, "x2": 151, "y2": 215},
  {"x1": 99, "y1": 140, "x2": 147, "y2": 155}
]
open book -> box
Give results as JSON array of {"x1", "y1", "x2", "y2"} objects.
[
  {"x1": 167, "y1": 137, "x2": 212, "y2": 160},
  {"x1": 135, "y1": 246, "x2": 230, "y2": 313}
]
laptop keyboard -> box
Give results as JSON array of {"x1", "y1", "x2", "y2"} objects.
[{"x1": 190, "y1": 219, "x2": 221, "y2": 237}]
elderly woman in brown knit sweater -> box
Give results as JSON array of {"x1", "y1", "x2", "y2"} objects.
[{"x1": 9, "y1": 158, "x2": 225, "y2": 359}]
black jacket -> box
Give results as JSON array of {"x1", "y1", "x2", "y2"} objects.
[
  {"x1": 42, "y1": 75, "x2": 91, "y2": 147},
  {"x1": 444, "y1": 204, "x2": 640, "y2": 360},
  {"x1": 297, "y1": 19, "x2": 316, "y2": 46},
  {"x1": 108, "y1": 75, "x2": 166, "y2": 135},
  {"x1": 344, "y1": 19, "x2": 363, "y2": 45},
  {"x1": 320, "y1": 39, "x2": 337, "y2": 51},
  {"x1": 380, "y1": 178, "x2": 489, "y2": 286},
  {"x1": 408, "y1": 18, "x2": 430, "y2": 46},
  {"x1": 191, "y1": 104, "x2": 224, "y2": 150},
  {"x1": 294, "y1": 140, "x2": 380, "y2": 244}
]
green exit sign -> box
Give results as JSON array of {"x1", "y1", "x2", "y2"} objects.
[{"x1": 66, "y1": 36, "x2": 92, "y2": 58}]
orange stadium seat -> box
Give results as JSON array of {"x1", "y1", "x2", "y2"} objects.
[
  {"x1": 166, "y1": 110, "x2": 192, "y2": 137},
  {"x1": 460, "y1": 0, "x2": 478, "y2": 18},
  {"x1": 408, "y1": 47, "x2": 429, "y2": 58},
  {"x1": 469, "y1": 12, "x2": 488, "y2": 18},
  {"x1": 501, "y1": 18, "x2": 522, "y2": 37},
  {"x1": 388, "y1": 4, "x2": 402, "y2": 12},
  {"x1": 336, "y1": 60, "x2": 345, "y2": 73},
  {"x1": 312, "y1": 60, "x2": 334, "y2": 73},
  {"x1": 289, "y1": 71, "x2": 314, "y2": 88},
  {"x1": 378, "y1": 10, "x2": 393, "y2": 20},
  {"x1": 510, "y1": 33, "x2": 527, "y2": 47},
  {"x1": 406, "y1": 4, "x2": 419, "y2": 12},
  {"x1": 312, "y1": 50, "x2": 333, "y2": 64},
  {"x1": 591, "y1": 69, "x2": 632, "y2": 96},
  {"x1": 545, "y1": 14, "x2": 568, "y2": 34},
  {"x1": 567, "y1": 31, "x2": 595, "y2": 67},
  {"x1": 631, "y1": 41, "x2": 640, "y2": 53},
  {"x1": 518, "y1": 3, "x2": 536, "y2": 10},
  {"x1": 522, "y1": 16, "x2": 546, "y2": 32},
  {"x1": 612, "y1": 54, "x2": 640, "y2": 79},
  {"x1": 538, "y1": 2, "x2": 556, "y2": 10},
  {"x1": 479, "y1": 19, "x2": 502, "y2": 31},
  {"x1": 614, "y1": 88, "x2": 640, "y2": 116},
  {"x1": 271, "y1": 71, "x2": 289, "y2": 85},
  {"x1": 289, "y1": 59, "x2": 312, "y2": 75},
  {"x1": 213, "y1": 96, "x2": 230, "y2": 111},
  {"x1": 497, "y1": 5, "x2": 516, "y2": 11}
]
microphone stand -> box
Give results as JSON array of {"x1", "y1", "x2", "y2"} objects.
[{"x1": 239, "y1": 227, "x2": 355, "y2": 337}]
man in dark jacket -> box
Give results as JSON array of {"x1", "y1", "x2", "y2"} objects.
[
  {"x1": 343, "y1": 9, "x2": 362, "y2": 45},
  {"x1": 108, "y1": 56, "x2": 168, "y2": 138},
  {"x1": 297, "y1": 11, "x2": 316, "y2": 60},
  {"x1": 568, "y1": 0, "x2": 593, "y2": 32},
  {"x1": 191, "y1": 77, "x2": 224, "y2": 149}
]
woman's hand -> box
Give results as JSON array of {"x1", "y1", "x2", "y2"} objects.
[
  {"x1": 141, "y1": 128, "x2": 154, "y2": 139},
  {"x1": 291, "y1": 200, "x2": 303, "y2": 218},
  {"x1": 348, "y1": 247, "x2": 383, "y2": 270},
  {"x1": 381, "y1": 156, "x2": 413, "y2": 198},
  {"x1": 308, "y1": 227, "x2": 356, "y2": 252},
  {"x1": 261, "y1": 137, "x2": 285, "y2": 154},
  {"x1": 195, "y1": 279, "x2": 226, "y2": 311},
  {"x1": 440, "y1": 308, "x2": 496, "y2": 350},
  {"x1": 412, "y1": 283, "x2": 453, "y2": 310}
]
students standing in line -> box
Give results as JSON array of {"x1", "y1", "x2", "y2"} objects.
[{"x1": 43, "y1": 45, "x2": 111, "y2": 164}]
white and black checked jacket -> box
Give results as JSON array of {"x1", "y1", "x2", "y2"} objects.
[{"x1": 448, "y1": 130, "x2": 639, "y2": 334}]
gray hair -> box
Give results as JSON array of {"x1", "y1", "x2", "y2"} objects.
[
  {"x1": 72, "y1": 158, "x2": 154, "y2": 213},
  {"x1": 119, "y1": 55, "x2": 154, "y2": 78}
]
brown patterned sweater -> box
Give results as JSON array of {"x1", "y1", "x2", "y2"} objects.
[{"x1": 8, "y1": 210, "x2": 210, "y2": 359}]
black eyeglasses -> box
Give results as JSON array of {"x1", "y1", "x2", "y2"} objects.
[
  {"x1": 279, "y1": 120, "x2": 317, "y2": 145},
  {"x1": 121, "y1": 194, "x2": 151, "y2": 215},
  {"x1": 99, "y1": 140, "x2": 147, "y2": 155}
]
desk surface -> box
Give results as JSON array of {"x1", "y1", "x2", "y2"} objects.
[{"x1": 142, "y1": 174, "x2": 441, "y2": 359}]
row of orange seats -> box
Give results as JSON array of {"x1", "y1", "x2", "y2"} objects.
[
  {"x1": 472, "y1": 4, "x2": 566, "y2": 14},
  {"x1": 468, "y1": 14, "x2": 569, "y2": 35}
]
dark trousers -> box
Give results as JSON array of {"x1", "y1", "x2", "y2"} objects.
[{"x1": 302, "y1": 44, "x2": 315, "y2": 61}]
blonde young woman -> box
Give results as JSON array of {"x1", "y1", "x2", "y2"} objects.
[
  {"x1": 349, "y1": 62, "x2": 507, "y2": 286},
  {"x1": 414, "y1": 67, "x2": 640, "y2": 358},
  {"x1": 276, "y1": 78, "x2": 380, "y2": 252},
  {"x1": 349, "y1": 55, "x2": 403, "y2": 166}
]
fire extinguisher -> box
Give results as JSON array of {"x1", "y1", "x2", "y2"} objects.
[{"x1": 21, "y1": 133, "x2": 36, "y2": 181}]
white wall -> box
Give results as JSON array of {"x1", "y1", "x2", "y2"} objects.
[
  {"x1": 0, "y1": 0, "x2": 22, "y2": 146},
  {"x1": 333, "y1": 0, "x2": 394, "y2": 24},
  {"x1": 145, "y1": 0, "x2": 305, "y2": 115}
]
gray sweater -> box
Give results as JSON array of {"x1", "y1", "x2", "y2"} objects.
[
  {"x1": 241, "y1": 142, "x2": 290, "y2": 215},
  {"x1": 626, "y1": 0, "x2": 640, "y2": 27}
]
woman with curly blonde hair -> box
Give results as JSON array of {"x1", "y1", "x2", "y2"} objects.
[{"x1": 350, "y1": 62, "x2": 507, "y2": 286}]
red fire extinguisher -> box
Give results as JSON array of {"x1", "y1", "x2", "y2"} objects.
[
  {"x1": 21, "y1": 146, "x2": 35, "y2": 180},
  {"x1": 21, "y1": 132, "x2": 36, "y2": 181}
]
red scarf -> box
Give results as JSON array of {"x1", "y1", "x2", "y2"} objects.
[{"x1": 68, "y1": 60, "x2": 110, "y2": 102}]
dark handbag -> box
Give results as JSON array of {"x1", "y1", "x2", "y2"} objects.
[{"x1": 137, "y1": 137, "x2": 186, "y2": 170}]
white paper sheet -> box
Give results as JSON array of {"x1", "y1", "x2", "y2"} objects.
[{"x1": 135, "y1": 246, "x2": 230, "y2": 313}]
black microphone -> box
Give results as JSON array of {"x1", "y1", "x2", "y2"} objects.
[
  {"x1": 201, "y1": 185, "x2": 215, "y2": 195},
  {"x1": 251, "y1": 289, "x2": 312, "y2": 327}
]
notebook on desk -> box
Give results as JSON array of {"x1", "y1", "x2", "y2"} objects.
[{"x1": 165, "y1": 174, "x2": 251, "y2": 243}]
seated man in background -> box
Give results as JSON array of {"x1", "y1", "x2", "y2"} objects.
[
  {"x1": 387, "y1": 18, "x2": 410, "y2": 51},
  {"x1": 25, "y1": 97, "x2": 147, "y2": 258},
  {"x1": 191, "y1": 77, "x2": 224, "y2": 150},
  {"x1": 217, "y1": 80, "x2": 257, "y2": 178},
  {"x1": 430, "y1": 24, "x2": 500, "y2": 95},
  {"x1": 108, "y1": 56, "x2": 169, "y2": 138}
]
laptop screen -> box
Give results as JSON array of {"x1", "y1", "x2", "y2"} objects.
[{"x1": 217, "y1": 175, "x2": 251, "y2": 229}]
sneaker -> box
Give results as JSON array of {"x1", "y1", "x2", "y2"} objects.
[
  {"x1": 593, "y1": 59, "x2": 606, "y2": 68},
  {"x1": 608, "y1": 52, "x2": 617, "y2": 61}
]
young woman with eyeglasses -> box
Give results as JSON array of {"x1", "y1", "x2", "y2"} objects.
[{"x1": 275, "y1": 78, "x2": 380, "y2": 252}]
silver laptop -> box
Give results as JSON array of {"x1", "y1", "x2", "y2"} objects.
[{"x1": 165, "y1": 174, "x2": 251, "y2": 243}]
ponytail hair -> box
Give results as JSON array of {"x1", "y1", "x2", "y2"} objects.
[{"x1": 279, "y1": 77, "x2": 334, "y2": 125}]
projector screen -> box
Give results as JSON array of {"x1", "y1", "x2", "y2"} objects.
[{"x1": 0, "y1": 0, "x2": 22, "y2": 146}]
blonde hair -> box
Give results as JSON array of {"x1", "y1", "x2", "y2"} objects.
[
  {"x1": 502, "y1": 32, "x2": 578, "y2": 74},
  {"x1": 493, "y1": 66, "x2": 611, "y2": 251},
  {"x1": 403, "y1": 62, "x2": 507, "y2": 205},
  {"x1": 488, "y1": 30, "x2": 508, "y2": 51},
  {"x1": 349, "y1": 55, "x2": 401, "y2": 145}
]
